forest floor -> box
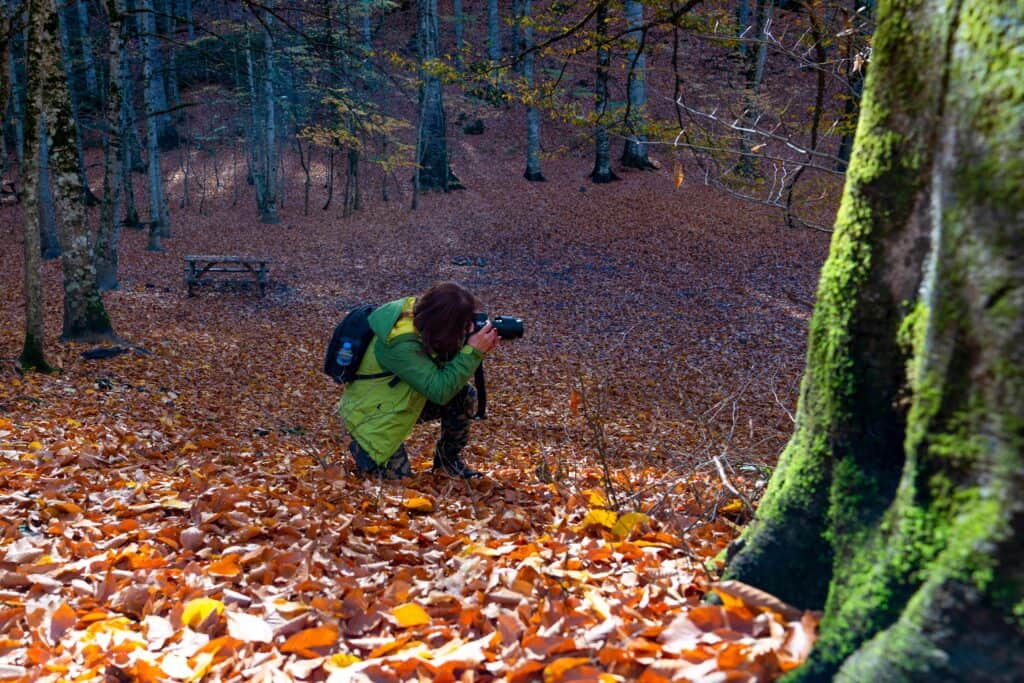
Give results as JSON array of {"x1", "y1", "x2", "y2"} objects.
[{"x1": 0, "y1": 106, "x2": 832, "y2": 681}]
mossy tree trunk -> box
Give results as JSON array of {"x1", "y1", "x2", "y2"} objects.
[
  {"x1": 18, "y1": 0, "x2": 49, "y2": 371},
  {"x1": 723, "y1": 0, "x2": 1024, "y2": 680},
  {"x1": 32, "y1": 0, "x2": 115, "y2": 343}
]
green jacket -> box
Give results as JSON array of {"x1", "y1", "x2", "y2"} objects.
[{"x1": 338, "y1": 297, "x2": 484, "y2": 465}]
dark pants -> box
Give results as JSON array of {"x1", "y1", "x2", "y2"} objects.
[{"x1": 350, "y1": 384, "x2": 476, "y2": 478}]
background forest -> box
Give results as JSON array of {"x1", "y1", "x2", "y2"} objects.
[{"x1": 0, "y1": 0, "x2": 886, "y2": 680}]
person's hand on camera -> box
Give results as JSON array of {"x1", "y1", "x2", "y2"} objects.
[{"x1": 468, "y1": 322, "x2": 500, "y2": 354}]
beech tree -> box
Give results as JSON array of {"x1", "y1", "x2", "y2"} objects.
[
  {"x1": 415, "y1": 0, "x2": 460, "y2": 192},
  {"x1": 31, "y1": 0, "x2": 114, "y2": 342},
  {"x1": 93, "y1": 0, "x2": 126, "y2": 291},
  {"x1": 723, "y1": 0, "x2": 1023, "y2": 679}
]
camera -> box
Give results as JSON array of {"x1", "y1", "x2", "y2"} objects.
[{"x1": 473, "y1": 312, "x2": 525, "y2": 339}]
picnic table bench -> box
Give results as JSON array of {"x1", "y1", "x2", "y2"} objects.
[{"x1": 184, "y1": 255, "x2": 270, "y2": 297}]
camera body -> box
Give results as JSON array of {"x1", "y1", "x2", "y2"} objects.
[{"x1": 473, "y1": 312, "x2": 525, "y2": 340}]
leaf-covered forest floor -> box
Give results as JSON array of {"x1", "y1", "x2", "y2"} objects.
[{"x1": 0, "y1": 94, "x2": 832, "y2": 680}]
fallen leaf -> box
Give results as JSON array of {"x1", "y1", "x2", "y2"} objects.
[{"x1": 392, "y1": 602, "x2": 430, "y2": 628}]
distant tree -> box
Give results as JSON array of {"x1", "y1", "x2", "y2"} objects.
[
  {"x1": 589, "y1": 0, "x2": 618, "y2": 183},
  {"x1": 138, "y1": 0, "x2": 177, "y2": 149},
  {"x1": 620, "y1": 0, "x2": 654, "y2": 170},
  {"x1": 139, "y1": 0, "x2": 169, "y2": 247},
  {"x1": 74, "y1": 0, "x2": 98, "y2": 96},
  {"x1": 520, "y1": 0, "x2": 543, "y2": 181},
  {"x1": 452, "y1": 0, "x2": 464, "y2": 69},
  {"x1": 723, "y1": 0, "x2": 1024, "y2": 678},
  {"x1": 243, "y1": 14, "x2": 281, "y2": 224},
  {"x1": 32, "y1": 0, "x2": 114, "y2": 342},
  {"x1": 415, "y1": 0, "x2": 460, "y2": 193},
  {"x1": 94, "y1": 0, "x2": 126, "y2": 291}
]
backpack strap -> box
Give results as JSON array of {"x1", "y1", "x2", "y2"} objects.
[
  {"x1": 473, "y1": 363, "x2": 487, "y2": 419},
  {"x1": 352, "y1": 370, "x2": 395, "y2": 382}
]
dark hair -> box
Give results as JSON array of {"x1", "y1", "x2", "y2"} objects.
[{"x1": 414, "y1": 282, "x2": 479, "y2": 356}]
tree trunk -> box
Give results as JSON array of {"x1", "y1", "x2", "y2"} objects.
[
  {"x1": 723, "y1": 0, "x2": 1024, "y2": 679},
  {"x1": 138, "y1": 0, "x2": 177, "y2": 149},
  {"x1": 259, "y1": 16, "x2": 280, "y2": 223},
  {"x1": 37, "y1": 114, "x2": 60, "y2": 259},
  {"x1": 416, "y1": 0, "x2": 461, "y2": 191},
  {"x1": 589, "y1": 1, "x2": 618, "y2": 183},
  {"x1": 32, "y1": 0, "x2": 114, "y2": 343},
  {"x1": 736, "y1": 0, "x2": 770, "y2": 177},
  {"x1": 94, "y1": 0, "x2": 125, "y2": 292},
  {"x1": 621, "y1": 0, "x2": 653, "y2": 170},
  {"x1": 487, "y1": 0, "x2": 500, "y2": 83},
  {"x1": 55, "y1": 0, "x2": 97, "y2": 205},
  {"x1": 19, "y1": 0, "x2": 49, "y2": 371},
  {"x1": 74, "y1": 0, "x2": 98, "y2": 96},
  {"x1": 521, "y1": 0, "x2": 543, "y2": 181},
  {"x1": 452, "y1": 0, "x2": 463, "y2": 70},
  {"x1": 140, "y1": 0, "x2": 168, "y2": 245},
  {"x1": 120, "y1": 48, "x2": 141, "y2": 229}
]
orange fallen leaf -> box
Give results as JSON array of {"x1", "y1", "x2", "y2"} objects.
[
  {"x1": 206, "y1": 554, "x2": 241, "y2": 578},
  {"x1": 49, "y1": 602, "x2": 77, "y2": 642},
  {"x1": 280, "y1": 625, "x2": 338, "y2": 656}
]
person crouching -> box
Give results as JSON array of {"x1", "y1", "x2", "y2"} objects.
[{"x1": 338, "y1": 282, "x2": 500, "y2": 479}]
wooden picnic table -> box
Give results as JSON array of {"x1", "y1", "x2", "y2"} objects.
[{"x1": 184, "y1": 255, "x2": 270, "y2": 297}]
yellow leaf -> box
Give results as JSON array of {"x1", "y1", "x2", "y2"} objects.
[
  {"x1": 180, "y1": 442, "x2": 198, "y2": 453},
  {"x1": 583, "y1": 489, "x2": 607, "y2": 508},
  {"x1": 673, "y1": 162, "x2": 685, "y2": 188},
  {"x1": 324, "y1": 652, "x2": 362, "y2": 671},
  {"x1": 721, "y1": 499, "x2": 743, "y2": 514},
  {"x1": 611, "y1": 512, "x2": 649, "y2": 539},
  {"x1": 280, "y1": 625, "x2": 338, "y2": 655},
  {"x1": 65, "y1": 418, "x2": 81, "y2": 428},
  {"x1": 181, "y1": 598, "x2": 224, "y2": 629},
  {"x1": 576, "y1": 509, "x2": 618, "y2": 532},
  {"x1": 543, "y1": 657, "x2": 591, "y2": 682},
  {"x1": 392, "y1": 602, "x2": 431, "y2": 628},
  {"x1": 751, "y1": 143, "x2": 766, "y2": 153},
  {"x1": 402, "y1": 497, "x2": 434, "y2": 513},
  {"x1": 28, "y1": 441, "x2": 43, "y2": 450}
]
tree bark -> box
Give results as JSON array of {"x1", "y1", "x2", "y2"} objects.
[
  {"x1": 520, "y1": 0, "x2": 543, "y2": 181},
  {"x1": 736, "y1": 0, "x2": 771, "y2": 177},
  {"x1": 32, "y1": 0, "x2": 114, "y2": 343},
  {"x1": 138, "y1": 0, "x2": 177, "y2": 149},
  {"x1": 140, "y1": 0, "x2": 168, "y2": 246},
  {"x1": 416, "y1": 0, "x2": 461, "y2": 192},
  {"x1": 621, "y1": 0, "x2": 654, "y2": 170},
  {"x1": 723, "y1": 0, "x2": 1024, "y2": 679},
  {"x1": 55, "y1": 0, "x2": 97, "y2": 205},
  {"x1": 19, "y1": 0, "x2": 49, "y2": 371},
  {"x1": 589, "y1": 0, "x2": 618, "y2": 183},
  {"x1": 37, "y1": 114, "x2": 60, "y2": 259},
  {"x1": 94, "y1": 0, "x2": 125, "y2": 291}
]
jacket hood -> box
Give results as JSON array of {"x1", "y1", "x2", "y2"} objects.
[{"x1": 367, "y1": 297, "x2": 415, "y2": 344}]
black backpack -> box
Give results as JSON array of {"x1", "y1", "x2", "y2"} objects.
[{"x1": 323, "y1": 304, "x2": 393, "y2": 384}]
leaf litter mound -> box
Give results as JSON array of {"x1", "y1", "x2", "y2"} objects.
[{"x1": 0, "y1": 126, "x2": 830, "y2": 681}]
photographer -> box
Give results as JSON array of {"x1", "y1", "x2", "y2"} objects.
[{"x1": 338, "y1": 282, "x2": 499, "y2": 479}]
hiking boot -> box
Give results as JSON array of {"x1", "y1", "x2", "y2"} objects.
[
  {"x1": 432, "y1": 444, "x2": 482, "y2": 479},
  {"x1": 350, "y1": 440, "x2": 412, "y2": 480}
]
